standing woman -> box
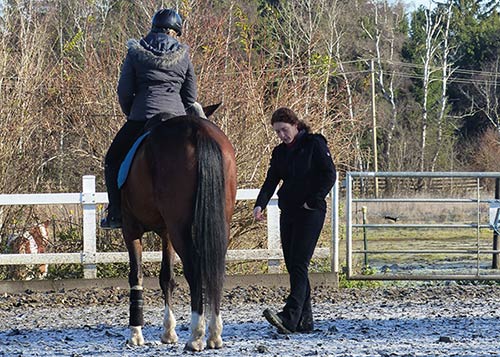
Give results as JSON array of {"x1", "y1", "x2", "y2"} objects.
[
  {"x1": 101, "y1": 8, "x2": 205, "y2": 229},
  {"x1": 253, "y1": 107, "x2": 336, "y2": 333}
]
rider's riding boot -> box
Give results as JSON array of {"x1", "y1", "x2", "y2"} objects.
[
  {"x1": 101, "y1": 163, "x2": 122, "y2": 230},
  {"x1": 100, "y1": 205, "x2": 122, "y2": 229}
]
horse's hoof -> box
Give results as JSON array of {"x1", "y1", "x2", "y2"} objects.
[
  {"x1": 160, "y1": 331, "x2": 179, "y2": 344},
  {"x1": 128, "y1": 336, "x2": 145, "y2": 346},
  {"x1": 128, "y1": 326, "x2": 145, "y2": 346},
  {"x1": 184, "y1": 340, "x2": 204, "y2": 352},
  {"x1": 207, "y1": 337, "x2": 223, "y2": 349}
]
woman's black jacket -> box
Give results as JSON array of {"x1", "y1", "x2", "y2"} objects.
[{"x1": 255, "y1": 131, "x2": 336, "y2": 213}]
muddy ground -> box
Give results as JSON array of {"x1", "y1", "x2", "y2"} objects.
[{"x1": 1, "y1": 283, "x2": 500, "y2": 356}]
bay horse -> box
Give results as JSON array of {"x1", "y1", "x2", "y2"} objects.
[
  {"x1": 120, "y1": 105, "x2": 237, "y2": 351},
  {"x1": 6, "y1": 220, "x2": 50, "y2": 280}
]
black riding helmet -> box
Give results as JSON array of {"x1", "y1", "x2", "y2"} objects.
[{"x1": 151, "y1": 8, "x2": 183, "y2": 36}]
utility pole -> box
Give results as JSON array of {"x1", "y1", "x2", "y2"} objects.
[{"x1": 370, "y1": 59, "x2": 379, "y2": 197}]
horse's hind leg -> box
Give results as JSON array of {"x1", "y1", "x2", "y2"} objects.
[
  {"x1": 159, "y1": 235, "x2": 178, "y2": 344},
  {"x1": 38, "y1": 264, "x2": 48, "y2": 279},
  {"x1": 207, "y1": 308, "x2": 223, "y2": 349},
  {"x1": 124, "y1": 232, "x2": 145, "y2": 346},
  {"x1": 182, "y1": 249, "x2": 205, "y2": 351}
]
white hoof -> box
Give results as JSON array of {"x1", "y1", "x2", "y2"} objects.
[
  {"x1": 185, "y1": 340, "x2": 204, "y2": 352},
  {"x1": 185, "y1": 312, "x2": 206, "y2": 351},
  {"x1": 160, "y1": 329, "x2": 178, "y2": 344},
  {"x1": 207, "y1": 336, "x2": 223, "y2": 349},
  {"x1": 128, "y1": 326, "x2": 145, "y2": 346}
]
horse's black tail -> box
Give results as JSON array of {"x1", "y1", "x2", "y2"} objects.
[{"x1": 192, "y1": 129, "x2": 227, "y2": 313}]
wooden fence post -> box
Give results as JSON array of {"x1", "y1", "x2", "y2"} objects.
[
  {"x1": 82, "y1": 175, "x2": 97, "y2": 279},
  {"x1": 267, "y1": 200, "x2": 281, "y2": 273}
]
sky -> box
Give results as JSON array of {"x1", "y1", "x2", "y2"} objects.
[
  {"x1": 408, "y1": 0, "x2": 435, "y2": 9},
  {"x1": 395, "y1": 0, "x2": 436, "y2": 11}
]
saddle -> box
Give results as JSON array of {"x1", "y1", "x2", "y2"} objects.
[{"x1": 118, "y1": 108, "x2": 206, "y2": 189}]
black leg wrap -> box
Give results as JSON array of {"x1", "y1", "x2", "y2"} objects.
[{"x1": 129, "y1": 289, "x2": 144, "y2": 326}]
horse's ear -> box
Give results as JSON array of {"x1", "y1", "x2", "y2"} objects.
[{"x1": 203, "y1": 103, "x2": 222, "y2": 118}]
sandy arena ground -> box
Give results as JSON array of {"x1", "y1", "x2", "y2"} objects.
[{"x1": 1, "y1": 283, "x2": 499, "y2": 356}]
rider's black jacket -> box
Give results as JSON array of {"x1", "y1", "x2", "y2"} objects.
[{"x1": 117, "y1": 32, "x2": 197, "y2": 121}]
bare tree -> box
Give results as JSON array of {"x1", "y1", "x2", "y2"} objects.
[
  {"x1": 419, "y1": 4, "x2": 447, "y2": 173},
  {"x1": 266, "y1": 0, "x2": 327, "y2": 114},
  {"x1": 329, "y1": 1, "x2": 366, "y2": 172},
  {"x1": 430, "y1": 1, "x2": 454, "y2": 172},
  {"x1": 362, "y1": 1, "x2": 406, "y2": 172}
]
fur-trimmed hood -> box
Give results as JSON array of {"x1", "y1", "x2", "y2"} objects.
[
  {"x1": 117, "y1": 32, "x2": 197, "y2": 121},
  {"x1": 126, "y1": 36, "x2": 188, "y2": 70}
]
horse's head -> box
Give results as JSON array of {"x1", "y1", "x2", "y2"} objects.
[{"x1": 6, "y1": 233, "x2": 23, "y2": 252}]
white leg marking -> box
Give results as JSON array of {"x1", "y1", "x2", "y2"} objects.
[
  {"x1": 207, "y1": 312, "x2": 223, "y2": 349},
  {"x1": 185, "y1": 312, "x2": 205, "y2": 351},
  {"x1": 40, "y1": 264, "x2": 48, "y2": 278},
  {"x1": 161, "y1": 306, "x2": 178, "y2": 344},
  {"x1": 129, "y1": 325, "x2": 144, "y2": 346},
  {"x1": 38, "y1": 225, "x2": 49, "y2": 241}
]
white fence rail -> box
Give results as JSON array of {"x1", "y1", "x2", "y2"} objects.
[{"x1": 0, "y1": 175, "x2": 336, "y2": 278}]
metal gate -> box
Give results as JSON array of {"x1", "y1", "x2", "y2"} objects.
[{"x1": 343, "y1": 172, "x2": 500, "y2": 280}]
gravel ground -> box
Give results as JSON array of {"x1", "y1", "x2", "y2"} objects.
[{"x1": 1, "y1": 283, "x2": 500, "y2": 356}]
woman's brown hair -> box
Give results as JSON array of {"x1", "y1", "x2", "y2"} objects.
[{"x1": 271, "y1": 107, "x2": 311, "y2": 133}]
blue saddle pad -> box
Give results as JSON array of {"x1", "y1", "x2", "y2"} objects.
[{"x1": 117, "y1": 131, "x2": 151, "y2": 189}]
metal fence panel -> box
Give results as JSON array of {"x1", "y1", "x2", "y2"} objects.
[{"x1": 344, "y1": 172, "x2": 500, "y2": 280}]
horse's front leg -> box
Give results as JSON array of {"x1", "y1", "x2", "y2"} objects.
[
  {"x1": 159, "y1": 236, "x2": 178, "y2": 344},
  {"x1": 125, "y1": 236, "x2": 145, "y2": 346}
]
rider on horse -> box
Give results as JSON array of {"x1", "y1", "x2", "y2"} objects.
[{"x1": 101, "y1": 8, "x2": 205, "y2": 229}]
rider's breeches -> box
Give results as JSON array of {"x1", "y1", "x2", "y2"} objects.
[{"x1": 104, "y1": 120, "x2": 146, "y2": 210}]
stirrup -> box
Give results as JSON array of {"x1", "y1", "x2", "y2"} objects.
[{"x1": 100, "y1": 215, "x2": 122, "y2": 229}]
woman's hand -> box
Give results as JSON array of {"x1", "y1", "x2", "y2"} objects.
[{"x1": 253, "y1": 206, "x2": 265, "y2": 221}]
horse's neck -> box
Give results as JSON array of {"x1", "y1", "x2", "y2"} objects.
[
  {"x1": 7, "y1": 224, "x2": 48, "y2": 254},
  {"x1": 22, "y1": 232, "x2": 38, "y2": 253},
  {"x1": 30, "y1": 224, "x2": 49, "y2": 251}
]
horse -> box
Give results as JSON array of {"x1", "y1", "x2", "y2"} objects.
[
  {"x1": 6, "y1": 220, "x2": 50, "y2": 280},
  {"x1": 120, "y1": 105, "x2": 237, "y2": 351}
]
